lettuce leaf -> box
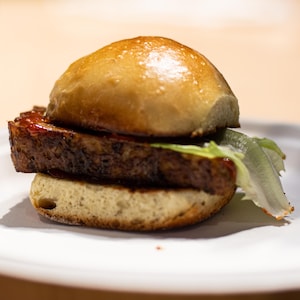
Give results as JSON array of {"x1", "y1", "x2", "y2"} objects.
[{"x1": 151, "y1": 129, "x2": 293, "y2": 220}]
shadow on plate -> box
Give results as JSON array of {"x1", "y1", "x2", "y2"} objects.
[{"x1": 0, "y1": 193, "x2": 288, "y2": 240}]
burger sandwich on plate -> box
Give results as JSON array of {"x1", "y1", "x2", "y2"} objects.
[{"x1": 8, "y1": 36, "x2": 293, "y2": 231}]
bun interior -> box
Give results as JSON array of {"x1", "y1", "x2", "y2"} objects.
[{"x1": 30, "y1": 173, "x2": 235, "y2": 231}]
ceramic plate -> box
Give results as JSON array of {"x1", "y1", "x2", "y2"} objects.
[{"x1": 0, "y1": 121, "x2": 299, "y2": 294}]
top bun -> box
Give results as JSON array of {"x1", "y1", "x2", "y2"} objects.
[{"x1": 47, "y1": 36, "x2": 239, "y2": 137}]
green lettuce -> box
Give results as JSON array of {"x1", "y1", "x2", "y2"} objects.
[{"x1": 151, "y1": 129, "x2": 293, "y2": 220}]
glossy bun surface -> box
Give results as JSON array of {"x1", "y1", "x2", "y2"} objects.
[{"x1": 47, "y1": 36, "x2": 239, "y2": 136}]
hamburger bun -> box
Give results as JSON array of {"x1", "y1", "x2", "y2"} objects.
[
  {"x1": 30, "y1": 173, "x2": 235, "y2": 231},
  {"x1": 47, "y1": 36, "x2": 239, "y2": 137}
]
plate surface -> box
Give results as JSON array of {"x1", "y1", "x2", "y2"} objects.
[{"x1": 1, "y1": 121, "x2": 300, "y2": 294}]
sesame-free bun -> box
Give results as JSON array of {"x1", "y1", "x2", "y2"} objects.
[
  {"x1": 30, "y1": 173, "x2": 235, "y2": 231},
  {"x1": 47, "y1": 36, "x2": 239, "y2": 137}
]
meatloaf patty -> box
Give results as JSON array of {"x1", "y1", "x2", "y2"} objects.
[{"x1": 8, "y1": 107, "x2": 236, "y2": 195}]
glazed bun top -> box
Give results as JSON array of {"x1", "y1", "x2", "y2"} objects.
[{"x1": 47, "y1": 36, "x2": 239, "y2": 137}]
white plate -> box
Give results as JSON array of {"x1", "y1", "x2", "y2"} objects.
[{"x1": 1, "y1": 121, "x2": 300, "y2": 295}]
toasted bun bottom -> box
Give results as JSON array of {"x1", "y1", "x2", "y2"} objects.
[{"x1": 29, "y1": 173, "x2": 234, "y2": 231}]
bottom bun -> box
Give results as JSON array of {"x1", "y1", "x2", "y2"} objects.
[{"x1": 29, "y1": 173, "x2": 235, "y2": 231}]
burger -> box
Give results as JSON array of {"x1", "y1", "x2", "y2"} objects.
[{"x1": 8, "y1": 36, "x2": 293, "y2": 231}]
